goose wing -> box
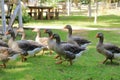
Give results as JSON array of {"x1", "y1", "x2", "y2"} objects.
[
  {"x1": 71, "y1": 36, "x2": 91, "y2": 46},
  {"x1": 61, "y1": 43, "x2": 85, "y2": 54},
  {"x1": 104, "y1": 43, "x2": 120, "y2": 53},
  {"x1": 16, "y1": 40, "x2": 31, "y2": 51},
  {"x1": 0, "y1": 40, "x2": 8, "y2": 47}
]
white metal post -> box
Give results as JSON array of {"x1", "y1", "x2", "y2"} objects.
[
  {"x1": 1, "y1": 0, "x2": 6, "y2": 35},
  {"x1": 18, "y1": 0, "x2": 23, "y2": 28},
  {"x1": 8, "y1": 5, "x2": 20, "y2": 28}
]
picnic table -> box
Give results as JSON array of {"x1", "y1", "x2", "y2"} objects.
[{"x1": 27, "y1": 6, "x2": 55, "y2": 20}]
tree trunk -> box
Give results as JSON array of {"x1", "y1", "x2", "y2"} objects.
[
  {"x1": 88, "y1": 0, "x2": 92, "y2": 17},
  {"x1": 67, "y1": 0, "x2": 71, "y2": 16},
  {"x1": 94, "y1": 0, "x2": 98, "y2": 24}
]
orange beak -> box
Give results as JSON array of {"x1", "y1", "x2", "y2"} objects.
[
  {"x1": 44, "y1": 30, "x2": 47, "y2": 33},
  {"x1": 64, "y1": 26, "x2": 67, "y2": 29},
  {"x1": 96, "y1": 34, "x2": 99, "y2": 38},
  {"x1": 50, "y1": 35, "x2": 53, "y2": 39},
  {"x1": 5, "y1": 31, "x2": 9, "y2": 35},
  {"x1": 32, "y1": 28, "x2": 38, "y2": 32},
  {"x1": 16, "y1": 29, "x2": 21, "y2": 32}
]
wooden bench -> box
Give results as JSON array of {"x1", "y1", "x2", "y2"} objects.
[{"x1": 46, "y1": 8, "x2": 59, "y2": 20}]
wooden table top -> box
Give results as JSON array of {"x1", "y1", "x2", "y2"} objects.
[{"x1": 27, "y1": 6, "x2": 53, "y2": 9}]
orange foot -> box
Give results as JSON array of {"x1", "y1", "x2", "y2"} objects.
[
  {"x1": 56, "y1": 60, "x2": 63, "y2": 64},
  {"x1": 54, "y1": 55, "x2": 60, "y2": 59},
  {"x1": 0, "y1": 63, "x2": 6, "y2": 68}
]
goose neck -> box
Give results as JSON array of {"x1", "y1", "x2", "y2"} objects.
[
  {"x1": 99, "y1": 37, "x2": 104, "y2": 44},
  {"x1": 21, "y1": 32, "x2": 25, "y2": 40},
  {"x1": 55, "y1": 37, "x2": 61, "y2": 44},
  {"x1": 48, "y1": 32, "x2": 53, "y2": 37},
  {"x1": 11, "y1": 32, "x2": 16, "y2": 40},
  {"x1": 37, "y1": 32, "x2": 40, "y2": 37},
  {"x1": 68, "y1": 28, "x2": 72, "y2": 37}
]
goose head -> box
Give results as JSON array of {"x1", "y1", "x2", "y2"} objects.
[
  {"x1": 6, "y1": 28, "x2": 15, "y2": 39},
  {"x1": 17, "y1": 27, "x2": 24, "y2": 33},
  {"x1": 64, "y1": 25, "x2": 72, "y2": 37},
  {"x1": 96, "y1": 32, "x2": 104, "y2": 39},
  {"x1": 32, "y1": 28, "x2": 41, "y2": 38},
  {"x1": 50, "y1": 34, "x2": 59, "y2": 39},
  {"x1": 64, "y1": 25, "x2": 72, "y2": 30},
  {"x1": 32, "y1": 28, "x2": 40, "y2": 32},
  {"x1": 50, "y1": 34, "x2": 61, "y2": 44},
  {"x1": 96, "y1": 32, "x2": 104, "y2": 45},
  {"x1": 44, "y1": 29, "x2": 53, "y2": 37},
  {"x1": 16, "y1": 28, "x2": 25, "y2": 40}
]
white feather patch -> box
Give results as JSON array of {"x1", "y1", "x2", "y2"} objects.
[
  {"x1": 75, "y1": 51, "x2": 84, "y2": 58},
  {"x1": 114, "y1": 53, "x2": 120, "y2": 59},
  {"x1": 27, "y1": 47, "x2": 44, "y2": 56},
  {"x1": 8, "y1": 54, "x2": 19, "y2": 60},
  {"x1": 81, "y1": 43, "x2": 91, "y2": 48}
]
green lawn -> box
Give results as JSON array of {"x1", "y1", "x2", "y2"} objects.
[
  {"x1": 1, "y1": 29, "x2": 120, "y2": 80},
  {"x1": 0, "y1": 15, "x2": 120, "y2": 28},
  {"x1": 23, "y1": 15, "x2": 120, "y2": 28}
]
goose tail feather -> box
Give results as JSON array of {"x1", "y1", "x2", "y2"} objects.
[
  {"x1": 8, "y1": 54, "x2": 19, "y2": 60},
  {"x1": 75, "y1": 51, "x2": 84, "y2": 58},
  {"x1": 114, "y1": 53, "x2": 120, "y2": 59},
  {"x1": 27, "y1": 47, "x2": 44, "y2": 56}
]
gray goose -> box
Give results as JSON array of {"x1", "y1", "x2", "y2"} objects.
[
  {"x1": 0, "y1": 46, "x2": 19, "y2": 68},
  {"x1": 44, "y1": 29, "x2": 67, "y2": 59},
  {"x1": 6, "y1": 28, "x2": 46, "y2": 62},
  {"x1": 64, "y1": 25, "x2": 91, "y2": 48},
  {"x1": 17, "y1": 28, "x2": 48, "y2": 54},
  {"x1": 51, "y1": 33, "x2": 86, "y2": 65},
  {"x1": 44, "y1": 29, "x2": 55, "y2": 55},
  {"x1": 96, "y1": 32, "x2": 120, "y2": 64}
]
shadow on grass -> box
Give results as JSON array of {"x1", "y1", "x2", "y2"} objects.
[{"x1": 103, "y1": 61, "x2": 120, "y2": 66}]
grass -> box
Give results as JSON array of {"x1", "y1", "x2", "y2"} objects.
[
  {"x1": 1, "y1": 29, "x2": 120, "y2": 80},
  {"x1": 22, "y1": 15, "x2": 120, "y2": 28},
  {"x1": 0, "y1": 15, "x2": 120, "y2": 28}
]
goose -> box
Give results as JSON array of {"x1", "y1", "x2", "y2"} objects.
[
  {"x1": 44, "y1": 29, "x2": 55, "y2": 55},
  {"x1": 96, "y1": 32, "x2": 120, "y2": 64},
  {"x1": 17, "y1": 27, "x2": 48, "y2": 54},
  {"x1": 0, "y1": 46, "x2": 20, "y2": 68},
  {"x1": 64, "y1": 25, "x2": 91, "y2": 48},
  {"x1": 44, "y1": 29, "x2": 65, "y2": 59},
  {"x1": 6, "y1": 28, "x2": 46, "y2": 62},
  {"x1": 50, "y1": 33, "x2": 86, "y2": 65},
  {"x1": 32, "y1": 28, "x2": 48, "y2": 47}
]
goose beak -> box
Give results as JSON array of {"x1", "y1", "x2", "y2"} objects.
[
  {"x1": 50, "y1": 35, "x2": 53, "y2": 39},
  {"x1": 96, "y1": 34, "x2": 99, "y2": 38},
  {"x1": 16, "y1": 29, "x2": 22, "y2": 32},
  {"x1": 32, "y1": 28, "x2": 39, "y2": 32},
  {"x1": 5, "y1": 31, "x2": 9, "y2": 35},
  {"x1": 64, "y1": 26, "x2": 67, "y2": 29},
  {"x1": 44, "y1": 30, "x2": 47, "y2": 33},
  {"x1": 16, "y1": 29, "x2": 19, "y2": 32}
]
